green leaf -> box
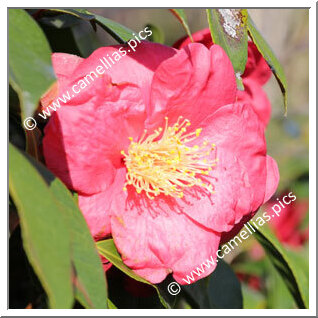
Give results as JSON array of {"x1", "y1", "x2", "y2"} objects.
[
  {"x1": 49, "y1": 9, "x2": 135, "y2": 43},
  {"x1": 93, "y1": 15, "x2": 134, "y2": 43},
  {"x1": 26, "y1": 156, "x2": 108, "y2": 309},
  {"x1": 9, "y1": 144, "x2": 73, "y2": 308},
  {"x1": 48, "y1": 8, "x2": 95, "y2": 21},
  {"x1": 247, "y1": 15, "x2": 288, "y2": 114},
  {"x1": 107, "y1": 298, "x2": 118, "y2": 309},
  {"x1": 183, "y1": 260, "x2": 243, "y2": 309},
  {"x1": 145, "y1": 23, "x2": 165, "y2": 44},
  {"x1": 9, "y1": 144, "x2": 108, "y2": 308},
  {"x1": 9, "y1": 9, "x2": 56, "y2": 119},
  {"x1": 49, "y1": 181, "x2": 108, "y2": 308},
  {"x1": 253, "y1": 223, "x2": 308, "y2": 308},
  {"x1": 170, "y1": 9, "x2": 193, "y2": 41},
  {"x1": 97, "y1": 239, "x2": 170, "y2": 308},
  {"x1": 266, "y1": 259, "x2": 296, "y2": 308},
  {"x1": 241, "y1": 284, "x2": 266, "y2": 309},
  {"x1": 206, "y1": 9, "x2": 248, "y2": 90}
]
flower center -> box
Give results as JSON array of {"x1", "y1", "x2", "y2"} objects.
[{"x1": 121, "y1": 116, "x2": 217, "y2": 200}]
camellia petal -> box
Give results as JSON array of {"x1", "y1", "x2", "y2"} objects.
[
  {"x1": 146, "y1": 43, "x2": 236, "y2": 130},
  {"x1": 177, "y1": 103, "x2": 269, "y2": 231},
  {"x1": 78, "y1": 191, "x2": 113, "y2": 239},
  {"x1": 43, "y1": 80, "x2": 146, "y2": 194},
  {"x1": 264, "y1": 155, "x2": 280, "y2": 203},
  {"x1": 110, "y1": 170, "x2": 221, "y2": 284},
  {"x1": 237, "y1": 77, "x2": 272, "y2": 126}
]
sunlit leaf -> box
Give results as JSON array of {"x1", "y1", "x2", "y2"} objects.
[
  {"x1": 254, "y1": 223, "x2": 308, "y2": 308},
  {"x1": 206, "y1": 9, "x2": 248, "y2": 90},
  {"x1": 107, "y1": 298, "x2": 117, "y2": 309},
  {"x1": 97, "y1": 239, "x2": 171, "y2": 308},
  {"x1": 266, "y1": 260, "x2": 296, "y2": 308},
  {"x1": 29, "y1": 157, "x2": 108, "y2": 309},
  {"x1": 49, "y1": 9, "x2": 135, "y2": 43},
  {"x1": 170, "y1": 9, "x2": 193, "y2": 41},
  {"x1": 49, "y1": 8, "x2": 95, "y2": 21},
  {"x1": 9, "y1": 144, "x2": 108, "y2": 308},
  {"x1": 9, "y1": 143, "x2": 73, "y2": 308},
  {"x1": 9, "y1": 9, "x2": 56, "y2": 118},
  {"x1": 49, "y1": 179, "x2": 108, "y2": 308},
  {"x1": 247, "y1": 15, "x2": 288, "y2": 114}
]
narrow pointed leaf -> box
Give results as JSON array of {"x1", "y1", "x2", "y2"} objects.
[
  {"x1": 49, "y1": 8, "x2": 95, "y2": 21},
  {"x1": 93, "y1": 15, "x2": 134, "y2": 43},
  {"x1": 170, "y1": 9, "x2": 193, "y2": 41},
  {"x1": 49, "y1": 179, "x2": 108, "y2": 308},
  {"x1": 49, "y1": 9, "x2": 135, "y2": 43},
  {"x1": 247, "y1": 15, "x2": 288, "y2": 114},
  {"x1": 9, "y1": 9, "x2": 56, "y2": 118},
  {"x1": 9, "y1": 144, "x2": 73, "y2": 308},
  {"x1": 28, "y1": 157, "x2": 108, "y2": 309},
  {"x1": 253, "y1": 223, "x2": 308, "y2": 308},
  {"x1": 97, "y1": 239, "x2": 171, "y2": 308},
  {"x1": 206, "y1": 9, "x2": 248, "y2": 90}
]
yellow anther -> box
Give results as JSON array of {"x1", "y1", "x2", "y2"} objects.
[
  {"x1": 195, "y1": 128, "x2": 202, "y2": 137},
  {"x1": 121, "y1": 116, "x2": 217, "y2": 199}
]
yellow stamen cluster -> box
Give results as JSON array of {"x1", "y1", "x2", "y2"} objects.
[{"x1": 121, "y1": 116, "x2": 217, "y2": 200}]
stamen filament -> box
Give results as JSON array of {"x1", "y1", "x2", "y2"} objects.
[{"x1": 121, "y1": 116, "x2": 217, "y2": 199}]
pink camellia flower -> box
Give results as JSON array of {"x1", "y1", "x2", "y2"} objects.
[
  {"x1": 268, "y1": 194, "x2": 309, "y2": 248},
  {"x1": 174, "y1": 28, "x2": 272, "y2": 126},
  {"x1": 42, "y1": 41, "x2": 279, "y2": 284}
]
